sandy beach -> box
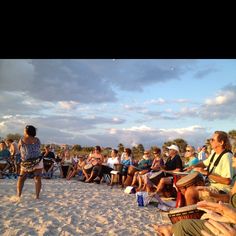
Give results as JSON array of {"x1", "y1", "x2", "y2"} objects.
[{"x1": 0, "y1": 178, "x2": 170, "y2": 236}]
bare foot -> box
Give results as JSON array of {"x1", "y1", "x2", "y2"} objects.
[
  {"x1": 153, "y1": 224, "x2": 173, "y2": 236},
  {"x1": 9, "y1": 195, "x2": 21, "y2": 202}
]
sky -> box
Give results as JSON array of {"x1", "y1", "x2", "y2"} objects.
[{"x1": 0, "y1": 59, "x2": 236, "y2": 149}]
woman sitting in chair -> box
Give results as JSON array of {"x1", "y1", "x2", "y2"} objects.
[
  {"x1": 67, "y1": 155, "x2": 86, "y2": 180},
  {"x1": 60, "y1": 150, "x2": 73, "y2": 178},
  {"x1": 130, "y1": 150, "x2": 153, "y2": 188},
  {"x1": 136, "y1": 147, "x2": 164, "y2": 192},
  {"x1": 84, "y1": 146, "x2": 104, "y2": 183},
  {"x1": 120, "y1": 148, "x2": 133, "y2": 188}
]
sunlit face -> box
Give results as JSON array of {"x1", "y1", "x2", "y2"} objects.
[
  {"x1": 232, "y1": 152, "x2": 236, "y2": 168},
  {"x1": 210, "y1": 133, "x2": 222, "y2": 150},
  {"x1": 184, "y1": 147, "x2": 195, "y2": 158},
  {"x1": 0, "y1": 142, "x2": 5, "y2": 150}
]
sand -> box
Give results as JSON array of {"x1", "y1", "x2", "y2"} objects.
[{"x1": 0, "y1": 178, "x2": 170, "y2": 236}]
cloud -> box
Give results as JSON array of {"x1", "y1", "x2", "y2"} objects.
[
  {"x1": 200, "y1": 85, "x2": 236, "y2": 120},
  {"x1": 194, "y1": 67, "x2": 218, "y2": 79},
  {"x1": 0, "y1": 59, "x2": 117, "y2": 104}
]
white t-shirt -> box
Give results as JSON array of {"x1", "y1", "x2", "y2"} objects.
[{"x1": 107, "y1": 157, "x2": 120, "y2": 169}]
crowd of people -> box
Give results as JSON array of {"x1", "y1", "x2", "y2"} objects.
[{"x1": 1, "y1": 125, "x2": 236, "y2": 235}]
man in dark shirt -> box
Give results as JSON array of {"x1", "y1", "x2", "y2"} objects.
[
  {"x1": 42, "y1": 145, "x2": 55, "y2": 178},
  {"x1": 152, "y1": 144, "x2": 182, "y2": 194}
]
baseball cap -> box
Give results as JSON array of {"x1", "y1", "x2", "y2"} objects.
[{"x1": 167, "y1": 144, "x2": 179, "y2": 153}]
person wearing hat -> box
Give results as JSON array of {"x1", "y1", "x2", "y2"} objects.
[{"x1": 151, "y1": 144, "x2": 183, "y2": 196}]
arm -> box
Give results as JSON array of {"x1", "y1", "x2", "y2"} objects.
[{"x1": 185, "y1": 161, "x2": 206, "y2": 171}]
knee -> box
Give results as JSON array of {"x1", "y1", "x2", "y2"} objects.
[{"x1": 185, "y1": 186, "x2": 197, "y2": 198}]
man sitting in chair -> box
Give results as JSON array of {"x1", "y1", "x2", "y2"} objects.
[
  {"x1": 151, "y1": 144, "x2": 183, "y2": 196},
  {"x1": 184, "y1": 130, "x2": 233, "y2": 205},
  {"x1": 42, "y1": 145, "x2": 56, "y2": 178}
]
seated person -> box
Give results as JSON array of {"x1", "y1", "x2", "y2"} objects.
[
  {"x1": 0, "y1": 140, "x2": 11, "y2": 178},
  {"x1": 67, "y1": 155, "x2": 86, "y2": 180},
  {"x1": 120, "y1": 148, "x2": 133, "y2": 188},
  {"x1": 154, "y1": 149, "x2": 236, "y2": 236},
  {"x1": 60, "y1": 150, "x2": 73, "y2": 178},
  {"x1": 137, "y1": 147, "x2": 164, "y2": 192},
  {"x1": 183, "y1": 145, "x2": 199, "y2": 170},
  {"x1": 184, "y1": 131, "x2": 233, "y2": 205},
  {"x1": 151, "y1": 144, "x2": 182, "y2": 196},
  {"x1": 105, "y1": 149, "x2": 120, "y2": 185},
  {"x1": 131, "y1": 150, "x2": 152, "y2": 187},
  {"x1": 42, "y1": 145, "x2": 56, "y2": 178},
  {"x1": 6, "y1": 138, "x2": 21, "y2": 175},
  {"x1": 84, "y1": 146, "x2": 104, "y2": 183}
]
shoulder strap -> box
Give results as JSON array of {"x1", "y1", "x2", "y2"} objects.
[{"x1": 207, "y1": 149, "x2": 229, "y2": 176}]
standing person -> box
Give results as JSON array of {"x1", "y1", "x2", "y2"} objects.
[
  {"x1": 17, "y1": 125, "x2": 43, "y2": 199},
  {"x1": 198, "y1": 145, "x2": 208, "y2": 161}
]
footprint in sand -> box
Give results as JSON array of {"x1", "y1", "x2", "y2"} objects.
[{"x1": 95, "y1": 215, "x2": 108, "y2": 224}]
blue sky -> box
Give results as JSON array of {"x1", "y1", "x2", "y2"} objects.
[{"x1": 0, "y1": 59, "x2": 235, "y2": 149}]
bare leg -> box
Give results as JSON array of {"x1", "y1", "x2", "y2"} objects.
[
  {"x1": 136, "y1": 176, "x2": 143, "y2": 191},
  {"x1": 131, "y1": 173, "x2": 138, "y2": 186},
  {"x1": 17, "y1": 170, "x2": 27, "y2": 197},
  {"x1": 154, "y1": 177, "x2": 172, "y2": 193},
  {"x1": 34, "y1": 169, "x2": 42, "y2": 199},
  {"x1": 121, "y1": 175, "x2": 126, "y2": 188},
  {"x1": 65, "y1": 166, "x2": 71, "y2": 179},
  {"x1": 153, "y1": 224, "x2": 173, "y2": 236},
  {"x1": 85, "y1": 171, "x2": 97, "y2": 182}
]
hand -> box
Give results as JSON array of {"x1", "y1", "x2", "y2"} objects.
[
  {"x1": 201, "y1": 219, "x2": 236, "y2": 236},
  {"x1": 193, "y1": 167, "x2": 208, "y2": 175},
  {"x1": 197, "y1": 201, "x2": 236, "y2": 224}
]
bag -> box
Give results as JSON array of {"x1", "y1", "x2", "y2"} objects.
[
  {"x1": 136, "y1": 191, "x2": 150, "y2": 206},
  {"x1": 124, "y1": 186, "x2": 136, "y2": 194},
  {"x1": 21, "y1": 156, "x2": 42, "y2": 169}
]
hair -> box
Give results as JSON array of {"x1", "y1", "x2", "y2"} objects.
[
  {"x1": 153, "y1": 147, "x2": 161, "y2": 155},
  {"x1": 25, "y1": 125, "x2": 37, "y2": 137},
  {"x1": 215, "y1": 131, "x2": 232, "y2": 150},
  {"x1": 112, "y1": 149, "x2": 118, "y2": 155},
  {"x1": 6, "y1": 138, "x2": 14, "y2": 143},
  {"x1": 0, "y1": 140, "x2": 6, "y2": 145},
  {"x1": 124, "y1": 148, "x2": 132, "y2": 156},
  {"x1": 186, "y1": 145, "x2": 195, "y2": 152},
  {"x1": 94, "y1": 145, "x2": 101, "y2": 152}
]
